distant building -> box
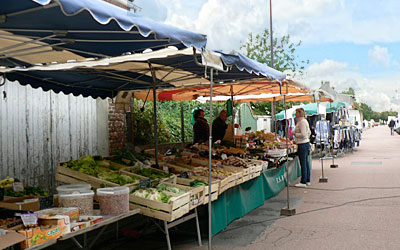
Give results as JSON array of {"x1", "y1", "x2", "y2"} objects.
[{"x1": 319, "y1": 81, "x2": 355, "y2": 106}]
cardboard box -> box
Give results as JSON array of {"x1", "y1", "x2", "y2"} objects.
[
  {"x1": 12, "y1": 215, "x2": 70, "y2": 249},
  {"x1": 0, "y1": 196, "x2": 40, "y2": 211},
  {"x1": 37, "y1": 207, "x2": 80, "y2": 221},
  {"x1": 70, "y1": 216, "x2": 104, "y2": 232},
  {"x1": 0, "y1": 231, "x2": 27, "y2": 249}
]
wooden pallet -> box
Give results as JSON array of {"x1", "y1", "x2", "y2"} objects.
[{"x1": 129, "y1": 190, "x2": 190, "y2": 222}]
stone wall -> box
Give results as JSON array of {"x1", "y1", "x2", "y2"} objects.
[{"x1": 108, "y1": 99, "x2": 127, "y2": 154}]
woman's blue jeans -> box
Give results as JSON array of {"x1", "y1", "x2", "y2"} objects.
[{"x1": 298, "y1": 142, "x2": 311, "y2": 184}]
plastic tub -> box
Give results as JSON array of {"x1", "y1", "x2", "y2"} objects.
[
  {"x1": 97, "y1": 187, "x2": 129, "y2": 215},
  {"x1": 59, "y1": 190, "x2": 94, "y2": 215},
  {"x1": 56, "y1": 184, "x2": 91, "y2": 194}
]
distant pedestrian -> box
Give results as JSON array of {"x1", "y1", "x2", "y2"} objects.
[
  {"x1": 294, "y1": 108, "x2": 312, "y2": 188},
  {"x1": 389, "y1": 119, "x2": 395, "y2": 136}
]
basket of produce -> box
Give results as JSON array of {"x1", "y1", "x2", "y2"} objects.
[{"x1": 130, "y1": 184, "x2": 190, "y2": 222}]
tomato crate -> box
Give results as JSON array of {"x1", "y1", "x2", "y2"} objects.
[{"x1": 129, "y1": 190, "x2": 190, "y2": 222}]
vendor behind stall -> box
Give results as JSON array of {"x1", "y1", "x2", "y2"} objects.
[
  {"x1": 193, "y1": 109, "x2": 209, "y2": 144},
  {"x1": 212, "y1": 110, "x2": 228, "y2": 142}
]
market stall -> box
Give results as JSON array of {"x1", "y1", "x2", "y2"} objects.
[{"x1": 0, "y1": 1, "x2": 308, "y2": 249}]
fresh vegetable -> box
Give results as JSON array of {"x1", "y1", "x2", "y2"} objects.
[
  {"x1": 98, "y1": 172, "x2": 139, "y2": 185},
  {"x1": 64, "y1": 155, "x2": 102, "y2": 176},
  {"x1": 132, "y1": 189, "x2": 148, "y2": 198},
  {"x1": 156, "y1": 183, "x2": 187, "y2": 195},
  {"x1": 133, "y1": 168, "x2": 171, "y2": 180},
  {"x1": 132, "y1": 188, "x2": 172, "y2": 204},
  {"x1": 4, "y1": 186, "x2": 48, "y2": 197},
  {"x1": 190, "y1": 180, "x2": 207, "y2": 187}
]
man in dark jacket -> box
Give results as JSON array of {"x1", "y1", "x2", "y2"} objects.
[
  {"x1": 193, "y1": 109, "x2": 209, "y2": 144},
  {"x1": 389, "y1": 119, "x2": 396, "y2": 136},
  {"x1": 212, "y1": 110, "x2": 228, "y2": 142}
]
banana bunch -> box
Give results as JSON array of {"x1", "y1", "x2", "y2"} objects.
[{"x1": 0, "y1": 176, "x2": 14, "y2": 188}]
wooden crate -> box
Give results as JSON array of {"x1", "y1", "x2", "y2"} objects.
[
  {"x1": 120, "y1": 166, "x2": 176, "y2": 186},
  {"x1": 129, "y1": 190, "x2": 190, "y2": 222},
  {"x1": 56, "y1": 162, "x2": 137, "y2": 191},
  {"x1": 160, "y1": 180, "x2": 205, "y2": 210}
]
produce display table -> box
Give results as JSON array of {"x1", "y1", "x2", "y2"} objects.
[
  {"x1": 24, "y1": 209, "x2": 140, "y2": 250},
  {"x1": 211, "y1": 156, "x2": 302, "y2": 235},
  {"x1": 26, "y1": 239, "x2": 57, "y2": 250},
  {"x1": 59, "y1": 209, "x2": 140, "y2": 249}
]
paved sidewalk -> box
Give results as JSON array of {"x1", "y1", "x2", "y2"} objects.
[{"x1": 176, "y1": 126, "x2": 400, "y2": 250}]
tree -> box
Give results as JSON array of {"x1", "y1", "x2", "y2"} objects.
[
  {"x1": 240, "y1": 29, "x2": 309, "y2": 77},
  {"x1": 341, "y1": 87, "x2": 355, "y2": 96}
]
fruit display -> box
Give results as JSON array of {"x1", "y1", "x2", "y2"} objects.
[
  {"x1": 0, "y1": 217, "x2": 22, "y2": 228},
  {"x1": 221, "y1": 156, "x2": 249, "y2": 168},
  {"x1": 198, "y1": 168, "x2": 232, "y2": 179},
  {"x1": 0, "y1": 176, "x2": 14, "y2": 188}
]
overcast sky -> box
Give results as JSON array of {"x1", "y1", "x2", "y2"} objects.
[{"x1": 135, "y1": 0, "x2": 400, "y2": 112}]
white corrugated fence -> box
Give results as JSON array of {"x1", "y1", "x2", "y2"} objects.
[{"x1": 0, "y1": 79, "x2": 109, "y2": 190}]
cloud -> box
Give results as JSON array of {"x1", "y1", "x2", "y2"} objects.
[
  {"x1": 368, "y1": 45, "x2": 391, "y2": 66},
  {"x1": 298, "y1": 59, "x2": 400, "y2": 112},
  {"x1": 306, "y1": 59, "x2": 348, "y2": 78}
]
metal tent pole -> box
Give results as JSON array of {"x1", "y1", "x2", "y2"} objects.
[
  {"x1": 181, "y1": 103, "x2": 185, "y2": 145},
  {"x1": 149, "y1": 63, "x2": 159, "y2": 167},
  {"x1": 280, "y1": 81, "x2": 295, "y2": 216},
  {"x1": 208, "y1": 69, "x2": 214, "y2": 250},
  {"x1": 319, "y1": 101, "x2": 328, "y2": 183},
  {"x1": 230, "y1": 84, "x2": 235, "y2": 144}
]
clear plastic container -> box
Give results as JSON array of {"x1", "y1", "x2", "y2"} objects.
[
  {"x1": 97, "y1": 187, "x2": 129, "y2": 215},
  {"x1": 59, "y1": 190, "x2": 94, "y2": 215},
  {"x1": 56, "y1": 184, "x2": 91, "y2": 195}
]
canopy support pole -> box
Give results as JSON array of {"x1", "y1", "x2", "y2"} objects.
[
  {"x1": 149, "y1": 63, "x2": 159, "y2": 167},
  {"x1": 281, "y1": 81, "x2": 295, "y2": 216},
  {"x1": 230, "y1": 84, "x2": 235, "y2": 144},
  {"x1": 181, "y1": 103, "x2": 185, "y2": 145},
  {"x1": 208, "y1": 68, "x2": 214, "y2": 250},
  {"x1": 272, "y1": 97, "x2": 277, "y2": 133}
]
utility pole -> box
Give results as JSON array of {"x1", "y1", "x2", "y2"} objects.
[{"x1": 270, "y1": 0, "x2": 277, "y2": 132}]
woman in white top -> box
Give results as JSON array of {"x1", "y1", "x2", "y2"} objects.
[{"x1": 294, "y1": 108, "x2": 312, "y2": 188}]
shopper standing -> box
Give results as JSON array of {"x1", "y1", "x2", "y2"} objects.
[
  {"x1": 294, "y1": 108, "x2": 312, "y2": 188},
  {"x1": 389, "y1": 119, "x2": 395, "y2": 136}
]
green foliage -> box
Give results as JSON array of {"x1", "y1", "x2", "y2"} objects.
[
  {"x1": 341, "y1": 87, "x2": 355, "y2": 96},
  {"x1": 240, "y1": 29, "x2": 309, "y2": 77},
  {"x1": 131, "y1": 100, "x2": 229, "y2": 145}
]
